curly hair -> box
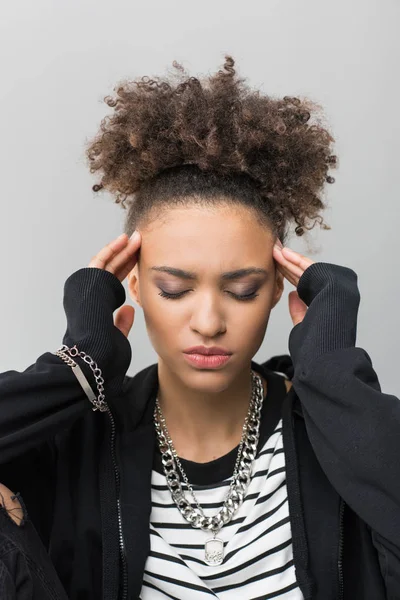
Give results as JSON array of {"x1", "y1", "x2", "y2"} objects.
[{"x1": 85, "y1": 55, "x2": 337, "y2": 244}]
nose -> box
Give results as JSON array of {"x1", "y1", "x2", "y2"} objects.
[{"x1": 189, "y1": 295, "x2": 226, "y2": 337}]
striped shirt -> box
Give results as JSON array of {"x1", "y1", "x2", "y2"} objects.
[{"x1": 140, "y1": 369, "x2": 305, "y2": 599}]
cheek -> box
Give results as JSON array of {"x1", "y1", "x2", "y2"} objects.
[
  {"x1": 141, "y1": 293, "x2": 182, "y2": 352},
  {"x1": 240, "y1": 306, "x2": 271, "y2": 343},
  {"x1": 233, "y1": 292, "x2": 273, "y2": 352}
]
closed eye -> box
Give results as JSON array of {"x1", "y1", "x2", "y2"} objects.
[{"x1": 158, "y1": 289, "x2": 259, "y2": 302}]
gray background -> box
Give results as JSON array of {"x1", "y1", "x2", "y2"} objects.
[{"x1": 0, "y1": 0, "x2": 398, "y2": 395}]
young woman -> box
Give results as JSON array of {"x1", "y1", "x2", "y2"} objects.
[{"x1": 0, "y1": 56, "x2": 399, "y2": 600}]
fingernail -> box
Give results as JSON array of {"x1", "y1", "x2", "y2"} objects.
[
  {"x1": 130, "y1": 230, "x2": 139, "y2": 241},
  {"x1": 273, "y1": 244, "x2": 282, "y2": 252}
]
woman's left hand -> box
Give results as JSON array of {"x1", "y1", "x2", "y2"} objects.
[{"x1": 273, "y1": 239, "x2": 315, "y2": 327}]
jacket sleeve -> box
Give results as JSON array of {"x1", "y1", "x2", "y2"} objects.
[
  {"x1": 288, "y1": 262, "x2": 400, "y2": 567},
  {"x1": 0, "y1": 267, "x2": 132, "y2": 465}
]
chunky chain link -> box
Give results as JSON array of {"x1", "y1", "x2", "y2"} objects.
[
  {"x1": 154, "y1": 370, "x2": 264, "y2": 535},
  {"x1": 54, "y1": 344, "x2": 108, "y2": 412}
]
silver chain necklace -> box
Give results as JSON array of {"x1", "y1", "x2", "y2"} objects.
[{"x1": 153, "y1": 369, "x2": 264, "y2": 566}]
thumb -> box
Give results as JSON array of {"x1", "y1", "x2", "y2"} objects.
[
  {"x1": 288, "y1": 291, "x2": 308, "y2": 327},
  {"x1": 114, "y1": 305, "x2": 135, "y2": 338}
]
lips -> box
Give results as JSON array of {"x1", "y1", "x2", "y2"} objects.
[
  {"x1": 183, "y1": 346, "x2": 232, "y2": 356},
  {"x1": 183, "y1": 353, "x2": 232, "y2": 369}
]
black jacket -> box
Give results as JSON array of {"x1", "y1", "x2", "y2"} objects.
[{"x1": 0, "y1": 262, "x2": 399, "y2": 599}]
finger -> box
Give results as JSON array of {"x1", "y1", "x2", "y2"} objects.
[
  {"x1": 116, "y1": 252, "x2": 141, "y2": 284},
  {"x1": 288, "y1": 291, "x2": 308, "y2": 326},
  {"x1": 88, "y1": 233, "x2": 142, "y2": 282},
  {"x1": 114, "y1": 305, "x2": 135, "y2": 338},
  {"x1": 275, "y1": 263, "x2": 298, "y2": 287},
  {"x1": 273, "y1": 248, "x2": 310, "y2": 283},
  {"x1": 280, "y1": 247, "x2": 314, "y2": 272},
  {"x1": 105, "y1": 235, "x2": 142, "y2": 281},
  {"x1": 0, "y1": 484, "x2": 24, "y2": 526},
  {"x1": 88, "y1": 234, "x2": 129, "y2": 270},
  {"x1": 274, "y1": 256, "x2": 302, "y2": 287}
]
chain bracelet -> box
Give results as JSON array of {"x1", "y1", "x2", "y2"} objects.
[{"x1": 54, "y1": 344, "x2": 108, "y2": 412}]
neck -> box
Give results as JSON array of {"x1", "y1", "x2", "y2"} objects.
[{"x1": 156, "y1": 360, "x2": 266, "y2": 463}]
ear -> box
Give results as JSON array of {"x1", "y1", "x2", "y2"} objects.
[
  {"x1": 127, "y1": 266, "x2": 142, "y2": 307},
  {"x1": 271, "y1": 268, "x2": 284, "y2": 309}
]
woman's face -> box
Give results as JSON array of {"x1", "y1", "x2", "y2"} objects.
[{"x1": 127, "y1": 203, "x2": 284, "y2": 389}]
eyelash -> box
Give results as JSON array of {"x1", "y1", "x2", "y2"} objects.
[{"x1": 158, "y1": 290, "x2": 259, "y2": 302}]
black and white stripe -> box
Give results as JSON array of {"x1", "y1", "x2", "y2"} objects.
[{"x1": 140, "y1": 414, "x2": 304, "y2": 599}]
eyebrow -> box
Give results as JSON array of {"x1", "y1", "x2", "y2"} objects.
[{"x1": 149, "y1": 266, "x2": 268, "y2": 281}]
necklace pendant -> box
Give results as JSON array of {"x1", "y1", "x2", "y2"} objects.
[{"x1": 204, "y1": 537, "x2": 224, "y2": 566}]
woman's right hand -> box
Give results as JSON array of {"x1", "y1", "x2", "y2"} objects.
[{"x1": 88, "y1": 231, "x2": 142, "y2": 339}]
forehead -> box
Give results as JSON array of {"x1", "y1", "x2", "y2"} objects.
[
  {"x1": 143, "y1": 204, "x2": 270, "y2": 247},
  {"x1": 138, "y1": 205, "x2": 274, "y2": 274}
]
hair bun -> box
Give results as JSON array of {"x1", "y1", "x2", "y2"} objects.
[{"x1": 86, "y1": 55, "x2": 336, "y2": 237}]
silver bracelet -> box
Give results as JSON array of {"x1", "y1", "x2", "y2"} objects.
[{"x1": 53, "y1": 344, "x2": 108, "y2": 412}]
